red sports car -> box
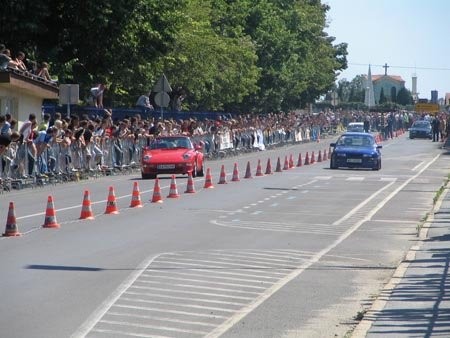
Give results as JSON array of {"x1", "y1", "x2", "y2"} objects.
[{"x1": 141, "y1": 135, "x2": 205, "y2": 179}]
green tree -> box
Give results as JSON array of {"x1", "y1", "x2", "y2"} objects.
[
  {"x1": 166, "y1": 0, "x2": 260, "y2": 111},
  {"x1": 0, "y1": 0, "x2": 347, "y2": 112},
  {"x1": 396, "y1": 87, "x2": 413, "y2": 105}
]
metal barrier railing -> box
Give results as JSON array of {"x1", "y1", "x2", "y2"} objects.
[{"x1": 0, "y1": 124, "x2": 338, "y2": 191}]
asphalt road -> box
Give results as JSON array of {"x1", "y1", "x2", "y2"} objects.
[{"x1": 0, "y1": 133, "x2": 448, "y2": 338}]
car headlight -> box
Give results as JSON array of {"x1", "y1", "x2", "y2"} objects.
[
  {"x1": 143, "y1": 154, "x2": 152, "y2": 161},
  {"x1": 183, "y1": 153, "x2": 192, "y2": 160},
  {"x1": 336, "y1": 153, "x2": 347, "y2": 157}
]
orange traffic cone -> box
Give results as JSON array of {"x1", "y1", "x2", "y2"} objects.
[
  {"x1": 151, "y1": 178, "x2": 163, "y2": 203},
  {"x1": 218, "y1": 165, "x2": 227, "y2": 184},
  {"x1": 255, "y1": 159, "x2": 264, "y2": 176},
  {"x1": 231, "y1": 163, "x2": 240, "y2": 182},
  {"x1": 283, "y1": 156, "x2": 289, "y2": 170},
  {"x1": 304, "y1": 152, "x2": 310, "y2": 165},
  {"x1": 317, "y1": 150, "x2": 322, "y2": 163},
  {"x1": 167, "y1": 175, "x2": 180, "y2": 198},
  {"x1": 328, "y1": 147, "x2": 332, "y2": 160},
  {"x1": 275, "y1": 157, "x2": 282, "y2": 172},
  {"x1": 244, "y1": 161, "x2": 252, "y2": 178},
  {"x1": 105, "y1": 186, "x2": 119, "y2": 214},
  {"x1": 80, "y1": 190, "x2": 95, "y2": 220},
  {"x1": 289, "y1": 154, "x2": 294, "y2": 168},
  {"x1": 2, "y1": 202, "x2": 21, "y2": 237},
  {"x1": 130, "y1": 182, "x2": 143, "y2": 208},
  {"x1": 311, "y1": 151, "x2": 316, "y2": 164},
  {"x1": 185, "y1": 172, "x2": 196, "y2": 193},
  {"x1": 43, "y1": 195, "x2": 60, "y2": 228},
  {"x1": 265, "y1": 158, "x2": 273, "y2": 175},
  {"x1": 297, "y1": 153, "x2": 303, "y2": 167},
  {"x1": 204, "y1": 168, "x2": 214, "y2": 188}
]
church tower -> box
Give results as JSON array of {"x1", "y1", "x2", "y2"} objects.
[
  {"x1": 364, "y1": 65, "x2": 375, "y2": 108},
  {"x1": 411, "y1": 73, "x2": 418, "y2": 103}
]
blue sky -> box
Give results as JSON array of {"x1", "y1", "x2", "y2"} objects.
[{"x1": 325, "y1": 0, "x2": 450, "y2": 99}]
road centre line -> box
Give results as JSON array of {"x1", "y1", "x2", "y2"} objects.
[
  {"x1": 205, "y1": 153, "x2": 441, "y2": 338},
  {"x1": 332, "y1": 180, "x2": 396, "y2": 226}
]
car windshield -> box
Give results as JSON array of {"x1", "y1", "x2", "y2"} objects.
[
  {"x1": 150, "y1": 137, "x2": 193, "y2": 149},
  {"x1": 413, "y1": 121, "x2": 430, "y2": 128},
  {"x1": 337, "y1": 135, "x2": 373, "y2": 147}
]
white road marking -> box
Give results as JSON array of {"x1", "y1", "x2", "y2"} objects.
[
  {"x1": 107, "y1": 311, "x2": 218, "y2": 327},
  {"x1": 130, "y1": 285, "x2": 254, "y2": 300},
  {"x1": 346, "y1": 176, "x2": 364, "y2": 181},
  {"x1": 113, "y1": 303, "x2": 228, "y2": 319},
  {"x1": 91, "y1": 328, "x2": 172, "y2": 338},
  {"x1": 74, "y1": 153, "x2": 439, "y2": 338},
  {"x1": 98, "y1": 319, "x2": 209, "y2": 335},
  {"x1": 119, "y1": 297, "x2": 237, "y2": 313},
  {"x1": 124, "y1": 290, "x2": 246, "y2": 306},
  {"x1": 141, "y1": 275, "x2": 266, "y2": 290},
  {"x1": 204, "y1": 153, "x2": 441, "y2": 338},
  {"x1": 412, "y1": 161, "x2": 425, "y2": 171},
  {"x1": 71, "y1": 253, "x2": 163, "y2": 338},
  {"x1": 379, "y1": 177, "x2": 397, "y2": 182},
  {"x1": 135, "y1": 279, "x2": 262, "y2": 295}
]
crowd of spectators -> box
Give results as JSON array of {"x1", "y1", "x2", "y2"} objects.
[
  {"x1": 0, "y1": 104, "x2": 448, "y2": 185},
  {"x1": 0, "y1": 44, "x2": 56, "y2": 84}
]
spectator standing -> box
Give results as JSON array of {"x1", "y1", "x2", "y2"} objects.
[
  {"x1": 1, "y1": 113, "x2": 11, "y2": 136},
  {"x1": 363, "y1": 116, "x2": 370, "y2": 133},
  {"x1": 38, "y1": 113, "x2": 51, "y2": 131},
  {"x1": 136, "y1": 92, "x2": 154, "y2": 110},
  {"x1": 90, "y1": 84, "x2": 106, "y2": 108},
  {"x1": 431, "y1": 116, "x2": 440, "y2": 142}
]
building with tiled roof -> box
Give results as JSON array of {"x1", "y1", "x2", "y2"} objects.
[{"x1": 371, "y1": 74, "x2": 405, "y2": 104}]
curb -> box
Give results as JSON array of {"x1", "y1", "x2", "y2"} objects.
[{"x1": 351, "y1": 183, "x2": 450, "y2": 338}]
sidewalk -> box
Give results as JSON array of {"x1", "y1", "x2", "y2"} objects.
[{"x1": 353, "y1": 186, "x2": 450, "y2": 337}]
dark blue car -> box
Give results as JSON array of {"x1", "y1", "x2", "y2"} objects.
[
  {"x1": 409, "y1": 120, "x2": 432, "y2": 139},
  {"x1": 330, "y1": 132, "x2": 382, "y2": 170}
]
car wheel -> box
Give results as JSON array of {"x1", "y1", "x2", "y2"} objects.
[
  {"x1": 373, "y1": 160, "x2": 381, "y2": 171},
  {"x1": 142, "y1": 172, "x2": 152, "y2": 179},
  {"x1": 197, "y1": 163, "x2": 204, "y2": 177},
  {"x1": 330, "y1": 156, "x2": 337, "y2": 169}
]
